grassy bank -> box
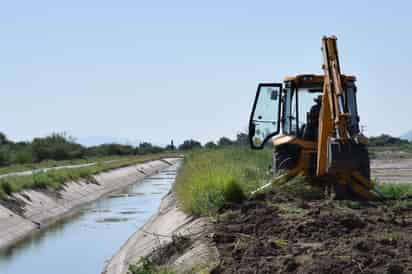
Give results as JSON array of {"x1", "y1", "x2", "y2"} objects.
[
  {"x1": 0, "y1": 156, "x2": 126, "y2": 176},
  {"x1": 0, "y1": 154, "x2": 178, "y2": 199},
  {"x1": 174, "y1": 147, "x2": 272, "y2": 216},
  {"x1": 173, "y1": 146, "x2": 412, "y2": 216}
]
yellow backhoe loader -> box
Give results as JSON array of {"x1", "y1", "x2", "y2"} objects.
[{"x1": 249, "y1": 36, "x2": 381, "y2": 200}]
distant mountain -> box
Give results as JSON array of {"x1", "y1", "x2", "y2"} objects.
[
  {"x1": 76, "y1": 136, "x2": 133, "y2": 147},
  {"x1": 400, "y1": 130, "x2": 412, "y2": 141}
]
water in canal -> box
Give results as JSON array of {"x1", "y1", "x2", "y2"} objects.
[{"x1": 0, "y1": 162, "x2": 181, "y2": 274}]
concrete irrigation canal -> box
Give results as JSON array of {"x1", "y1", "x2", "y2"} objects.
[{"x1": 0, "y1": 159, "x2": 182, "y2": 274}]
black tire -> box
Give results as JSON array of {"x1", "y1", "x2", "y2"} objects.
[{"x1": 273, "y1": 145, "x2": 300, "y2": 173}]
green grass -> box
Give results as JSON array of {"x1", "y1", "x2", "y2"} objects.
[
  {"x1": 128, "y1": 258, "x2": 176, "y2": 274},
  {"x1": 376, "y1": 183, "x2": 412, "y2": 199},
  {"x1": 174, "y1": 147, "x2": 272, "y2": 216},
  {"x1": 0, "y1": 153, "x2": 178, "y2": 199},
  {"x1": 173, "y1": 147, "x2": 412, "y2": 217},
  {"x1": 0, "y1": 156, "x2": 125, "y2": 176}
]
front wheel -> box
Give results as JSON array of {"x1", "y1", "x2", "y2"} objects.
[{"x1": 273, "y1": 145, "x2": 300, "y2": 173}]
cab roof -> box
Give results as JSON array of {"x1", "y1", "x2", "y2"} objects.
[{"x1": 284, "y1": 74, "x2": 356, "y2": 88}]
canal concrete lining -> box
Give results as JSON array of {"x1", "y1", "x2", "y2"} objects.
[
  {"x1": 103, "y1": 192, "x2": 219, "y2": 274},
  {"x1": 0, "y1": 158, "x2": 181, "y2": 251}
]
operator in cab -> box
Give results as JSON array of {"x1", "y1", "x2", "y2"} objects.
[{"x1": 303, "y1": 95, "x2": 322, "y2": 142}]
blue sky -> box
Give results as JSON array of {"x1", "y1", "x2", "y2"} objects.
[{"x1": 1, "y1": 0, "x2": 411, "y2": 145}]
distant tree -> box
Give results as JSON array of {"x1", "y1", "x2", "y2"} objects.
[
  {"x1": 235, "y1": 132, "x2": 249, "y2": 146},
  {"x1": 0, "y1": 147, "x2": 10, "y2": 166},
  {"x1": 85, "y1": 143, "x2": 138, "y2": 157},
  {"x1": 137, "y1": 142, "x2": 152, "y2": 154},
  {"x1": 369, "y1": 134, "x2": 409, "y2": 147},
  {"x1": 104, "y1": 144, "x2": 134, "y2": 155},
  {"x1": 218, "y1": 137, "x2": 233, "y2": 147},
  {"x1": 32, "y1": 133, "x2": 84, "y2": 161},
  {"x1": 204, "y1": 141, "x2": 217, "y2": 149},
  {"x1": 178, "y1": 139, "x2": 202, "y2": 150},
  {"x1": 0, "y1": 131, "x2": 180, "y2": 167},
  {"x1": 9, "y1": 142, "x2": 33, "y2": 164},
  {"x1": 0, "y1": 132, "x2": 9, "y2": 146},
  {"x1": 135, "y1": 142, "x2": 164, "y2": 154},
  {"x1": 165, "y1": 140, "x2": 175, "y2": 151}
]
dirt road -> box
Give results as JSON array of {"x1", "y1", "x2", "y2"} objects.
[{"x1": 372, "y1": 159, "x2": 412, "y2": 184}]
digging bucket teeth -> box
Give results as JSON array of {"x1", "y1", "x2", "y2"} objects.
[
  {"x1": 342, "y1": 171, "x2": 385, "y2": 201},
  {"x1": 251, "y1": 170, "x2": 385, "y2": 202}
]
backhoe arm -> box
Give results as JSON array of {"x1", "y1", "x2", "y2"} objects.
[
  {"x1": 317, "y1": 36, "x2": 351, "y2": 176},
  {"x1": 317, "y1": 36, "x2": 379, "y2": 200}
]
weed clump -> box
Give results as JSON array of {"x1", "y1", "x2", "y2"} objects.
[
  {"x1": 127, "y1": 235, "x2": 189, "y2": 274},
  {"x1": 128, "y1": 257, "x2": 155, "y2": 274},
  {"x1": 223, "y1": 179, "x2": 246, "y2": 204},
  {"x1": 128, "y1": 258, "x2": 176, "y2": 274},
  {"x1": 2, "y1": 181, "x2": 12, "y2": 195},
  {"x1": 174, "y1": 148, "x2": 271, "y2": 216}
]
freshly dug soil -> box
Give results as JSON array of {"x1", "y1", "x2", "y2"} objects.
[{"x1": 213, "y1": 188, "x2": 412, "y2": 274}]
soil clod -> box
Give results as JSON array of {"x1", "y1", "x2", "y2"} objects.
[{"x1": 213, "y1": 189, "x2": 412, "y2": 273}]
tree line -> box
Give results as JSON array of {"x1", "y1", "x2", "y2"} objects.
[
  {"x1": 0, "y1": 132, "x2": 249, "y2": 167},
  {"x1": 368, "y1": 134, "x2": 410, "y2": 147}
]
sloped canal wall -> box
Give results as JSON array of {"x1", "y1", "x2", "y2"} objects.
[{"x1": 0, "y1": 158, "x2": 181, "y2": 250}]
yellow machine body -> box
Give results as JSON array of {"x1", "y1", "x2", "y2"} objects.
[{"x1": 249, "y1": 36, "x2": 378, "y2": 200}]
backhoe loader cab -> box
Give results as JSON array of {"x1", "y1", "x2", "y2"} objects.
[
  {"x1": 248, "y1": 36, "x2": 378, "y2": 200},
  {"x1": 249, "y1": 74, "x2": 360, "y2": 149}
]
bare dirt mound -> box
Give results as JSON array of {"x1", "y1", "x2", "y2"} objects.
[{"x1": 213, "y1": 188, "x2": 412, "y2": 274}]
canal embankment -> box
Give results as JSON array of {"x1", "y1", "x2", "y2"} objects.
[
  {"x1": 102, "y1": 148, "x2": 269, "y2": 274},
  {"x1": 0, "y1": 158, "x2": 181, "y2": 251},
  {"x1": 104, "y1": 149, "x2": 412, "y2": 274},
  {"x1": 102, "y1": 191, "x2": 219, "y2": 274}
]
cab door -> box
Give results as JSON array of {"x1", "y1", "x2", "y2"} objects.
[{"x1": 249, "y1": 83, "x2": 282, "y2": 149}]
